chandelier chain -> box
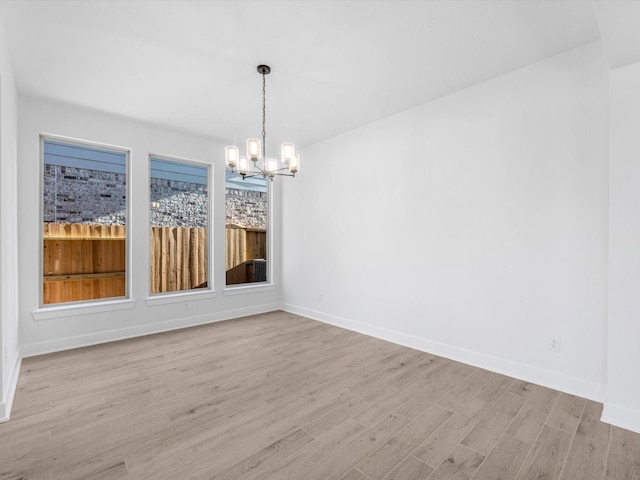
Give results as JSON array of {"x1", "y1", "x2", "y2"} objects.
[{"x1": 261, "y1": 72, "x2": 266, "y2": 159}]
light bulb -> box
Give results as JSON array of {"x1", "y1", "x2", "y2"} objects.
[
  {"x1": 225, "y1": 145, "x2": 239, "y2": 169},
  {"x1": 265, "y1": 158, "x2": 278, "y2": 176},
  {"x1": 238, "y1": 156, "x2": 249, "y2": 174},
  {"x1": 281, "y1": 142, "x2": 295, "y2": 165},
  {"x1": 247, "y1": 138, "x2": 261, "y2": 161},
  {"x1": 288, "y1": 153, "x2": 300, "y2": 174}
]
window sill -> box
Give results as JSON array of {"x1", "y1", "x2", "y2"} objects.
[
  {"x1": 32, "y1": 299, "x2": 136, "y2": 321},
  {"x1": 223, "y1": 283, "x2": 276, "y2": 296},
  {"x1": 145, "y1": 289, "x2": 218, "y2": 306}
]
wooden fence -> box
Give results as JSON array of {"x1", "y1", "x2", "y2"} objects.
[
  {"x1": 43, "y1": 223, "x2": 126, "y2": 304},
  {"x1": 150, "y1": 226, "x2": 207, "y2": 294},
  {"x1": 226, "y1": 225, "x2": 267, "y2": 271},
  {"x1": 43, "y1": 222, "x2": 208, "y2": 302},
  {"x1": 43, "y1": 222, "x2": 265, "y2": 303},
  {"x1": 226, "y1": 225, "x2": 267, "y2": 285}
]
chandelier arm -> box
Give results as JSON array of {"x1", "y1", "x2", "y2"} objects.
[
  {"x1": 238, "y1": 172, "x2": 264, "y2": 180},
  {"x1": 250, "y1": 166, "x2": 267, "y2": 175},
  {"x1": 240, "y1": 167, "x2": 294, "y2": 179}
]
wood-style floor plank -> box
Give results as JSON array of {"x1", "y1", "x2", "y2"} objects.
[
  {"x1": 300, "y1": 411, "x2": 412, "y2": 480},
  {"x1": 427, "y1": 444, "x2": 484, "y2": 480},
  {"x1": 339, "y1": 469, "x2": 371, "y2": 480},
  {"x1": 357, "y1": 405, "x2": 452, "y2": 480},
  {"x1": 412, "y1": 397, "x2": 492, "y2": 466},
  {"x1": 546, "y1": 393, "x2": 586, "y2": 435},
  {"x1": 257, "y1": 418, "x2": 366, "y2": 480},
  {"x1": 506, "y1": 386, "x2": 560, "y2": 445},
  {"x1": 382, "y1": 455, "x2": 433, "y2": 480},
  {"x1": 1, "y1": 311, "x2": 639, "y2": 480},
  {"x1": 606, "y1": 424, "x2": 640, "y2": 480},
  {"x1": 461, "y1": 391, "x2": 526, "y2": 455},
  {"x1": 515, "y1": 425, "x2": 572, "y2": 480},
  {"x1": 471, "y1": 434, "x2": 532, "y2": 480},
  {"x1": 560, "y1": 400, "x2": 610, "y2": 480}
]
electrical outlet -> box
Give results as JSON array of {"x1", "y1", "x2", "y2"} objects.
[
  {"x1": 183, "y1": 302, "x2": 190, "y2": 311},
  {"x1": 549, "y1": 336, "x2": 561, "y2": 353},
  {"x1": 319, "y1": 293, "x2": 324, "y2": 302}
]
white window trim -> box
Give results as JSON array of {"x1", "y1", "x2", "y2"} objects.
[
  {"x1": 32, "y1": 299, "x2": 136, "y2": 321},
  {"x1": 145, "y1": 289, "x2": 218, "y2": 306},
  {"x1": 148, "y1": 153, "x2": 214, "y2": 297},
  {"x1": 225, "y1": 171, "x2": 274, "y2": 287},
  {"x1": 223, "y1": 283, "x2": 276, "y2": 296},
  {"x1": 39, "y1": 134, "x2": 133, "y2": 309}
]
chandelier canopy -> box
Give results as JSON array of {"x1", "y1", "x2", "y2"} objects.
[{"x1": 225, "y1": 65, "x2": 299, "y2": 181}]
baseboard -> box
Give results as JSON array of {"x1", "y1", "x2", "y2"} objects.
[
  {"x1": 0, "y1": 350, "x2": 22, "y2": 423},
  {"x1": 21, "y1": 302, "x2": 281, "y2": 358},
  {"x1": 601, "y1": 403, "x2": 640, "y2": 434},
  {"x1": 281, "y1": 303, "x2": 606, "y2": 403}
]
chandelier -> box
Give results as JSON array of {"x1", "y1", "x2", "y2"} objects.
[{"x1": 225, "y1": 65, "x2": 299, "y2": 181}]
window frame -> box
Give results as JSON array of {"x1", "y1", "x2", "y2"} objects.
[
  {"x1": 38, "y1": 134, "x2": 132, "y2": 309},
  {"x1": 224, "y1": 170, "x2": 273, "y2": 290},
  {"x1": 146, "y1": 153, "x2": 214, "y2": 300}
]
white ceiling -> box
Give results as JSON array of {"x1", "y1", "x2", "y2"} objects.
[
  {"x1": 593, "y1": 0, "x2": 640, "y2": 70},
  {"x1": 0, "y1": 1, "x2": 637, "y2": 149}
]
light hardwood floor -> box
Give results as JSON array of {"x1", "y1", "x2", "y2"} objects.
[{"x1": 1, "y1": 311, "x2": 639, "y2": 480}]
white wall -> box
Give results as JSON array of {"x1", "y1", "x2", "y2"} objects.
[
  {"x1": 18, "y1": 97, "x2": 281, "y2": 355},
  {"x1": 604, "y1": 60, "x2": 640, "y2": 433},
  {"x1": 0, "y1": 19, "x2": 19, "y2": 421},
  {"x1": 282, "y1": 42, "x2": 609, "y2": 401}
]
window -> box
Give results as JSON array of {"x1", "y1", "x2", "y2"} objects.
[
  {"x1": 42, "y1": 138, "x2": 128, "y2": 305},
  {"x1": 149, "y1": 157, "x2": 210, "y2": 294},
  {"x1": 225, "y1": 171, "x2": 268, "y2": 286}
]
